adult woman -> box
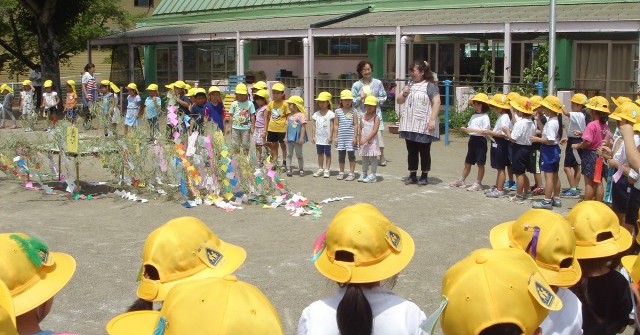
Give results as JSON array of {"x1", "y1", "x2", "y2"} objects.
[
  {"x1": 352, "y1": 60, "x2": 388, "y2": 165},
  {"x1": 396, "y1": 61, "x2": 441, "y2": 186},
  {"x1": 81, "y1": 63, "x2": 97, "y2": 128}
]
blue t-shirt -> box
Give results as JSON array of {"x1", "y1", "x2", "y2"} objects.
[
  {"x1": 190, "y1": 103, "x2": 206, "y2": 125},
  {"x1": 229, "y1": 100, "x2": 256, "y2": 131},
  {"x1": 144, "y1": 96, "x2": 161, "y2": 119},
  {"x1": 207, "y1": 102, "x2": 224, "y2": 131}
]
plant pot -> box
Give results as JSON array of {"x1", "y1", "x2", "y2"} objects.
[{"x1": 388, "y1": 124, "x2": 399, "y2": 134}]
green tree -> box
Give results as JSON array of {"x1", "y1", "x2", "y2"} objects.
[
  {"x1": 517, "y1": 43, "x2": 559, "y2": 96},
  {"x1": 0, "y1": 0, "x2": 133, "y2": 91}
]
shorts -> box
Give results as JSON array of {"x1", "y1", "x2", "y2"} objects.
[
  {"x1": 611, "y1": 177, "x2": 631, "y2": 214},
  {"x1": 377, "y1": 130, "x2": 385, "y2": 148},
  {"x1": 253, "y1": 128, "x2": 266, "y2": 146},
  {"x1": 316, "y1": 144, "x2": 331, "y2": 157},
  {"x1": 564, "y1": 137, "x2": 583, "y2": 167},
  {"x1": 65, "y1": 108, "x2": 78, "y2": 121},
  {"x1": 580, "y1": 150, "x2": 598, "y2": 179},
  {"x1": 465, "y1": 135, "x2": 487, "y2": 165},
  {"x1": 627, "y1": 186, "x2": 640, "y2": 226},
  {"x1": 540, "y1": 144, "x2": 561, "y2": 173},
  {"x1": 511, "y1": 144, "x2": 532, "y2": 175},
  {"x1": 45, "y1": 106, "x2": 58, "y2": 117},
  {"x1": 267, "y1": 131, "x2": 285, "y2": 143},
  {"x1": 529, "y1": 149, "x2": 541, "y2": 174},
  {"x1": 232, "y1": 128, "x2": 251, "y2": 148},
  {"x1": 490, "y1": 138, "x2": 510, "y2": 170}
]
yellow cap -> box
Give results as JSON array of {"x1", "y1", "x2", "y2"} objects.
[
  {"x1": 110, "y1": 82, "x2": 121, "y2": 94},
  {"x1": 43, "y1": 80, "x2": 53, "y2": 88},
  {"x1": 146, "y1": 84, "x2": 158, "y2": 91},
  {"x1": 100, "y1": 80, "x2": 111, "y2": 86},
  {"x1": 314, "y1": 203, "x2": 415, "y2": 284},
  {"x1": 253, "y1": 81, "x2": 267, "y2": 90},
  {"x1": 271, "y1": 82, "x2": 285, "y2": 92},
  {"x1": 0, "y1": 280, "x2": 17, "y2": 335},
  {"x1": 235, "y1": 83, "x2": 248, "y2": 95},
  {"x1": 285, "y1": 95, "x2": 306, "y2": 115},
  {"x1": 136, "y1": 217, "x2": 246, "y2": 302},
  {"x1": 622, "y1": 255, "x2": 640, "y2": 283},
  {"x1": 195, "y1": 87, "x2": 207, "y2": 95},
  {"x1": 185, "y1": 88, "x2": 196, "y2": 97},
  {"x1": 610, "y1": 101, "x2": 638, "y2": 124},
  {"x1": 530, "y1": 95, "x2": 543, "y2": 110},
  {"x1": 0, "y1": 233, "x2": 76, "y2": 316},
  {"x1": 585, "y1": 96, "x2": 610, "y2": 114},
  {"x1": 173, "y1": 81, "x2": 186, "y2": 89},
  {"x1": 566, "y1": 201, "x2": 632, "y2": 259},
  {"x1": 184, "y1": 84, "x2": 192, "y2": 91},
  {"x1": 539, "y1": 95, "x2": 564, "y2": 114},
  {"x1": 570, "y1": 93, "x2": 589, "y2": 106},
  {"x1": 506, "y1": 92, "x2": 520, "y2": 102},
  {"x1": 108, "y1": 276, "x2": 283, "y2": 335},
  {"x1": 66, "y1": 80, "x2": 76, "y2": 94},
  {"x1": 315, "y1": 91, "x2": 332, "y2": 102},
  {"x1": 489, "y1": 209, "x2": 581, "y2": 287},
  {"x1": 164, "y1": 82, "x2": 175, "y2": 90},
  {"x1": 441, "y1": 248, "x2": 562, "y2": 335},
  {"x1": 21, "y1": 80, "x2": 32, "y2": 86},
  {"x1": 127, "y1": 83, "x2": 138, "y2": 94},
  {"x1": 364, "y1": 95, "x2": 378, "y2": 107},
  {"x1": 340, "y1": 89, "x2": 354, "y2": 100},
  {"x1": 510, "y1": 96, "x2": 534, "y2": 115},
  {"x1": 470, "y1": 93, "x2": 489, "y2": 104},
  {"x1": 208, "y1": 86, "x2": 220, "y2": 93},
  {"x1": 254, "y1": 89, "x2": 270, "y2": 103},
  {"x1": 0, "y1": 84, "x2": 14, "y2": 94},
  {"x1": 612, "y1": 96, "x2": 633, "y2": 107},
  {"x1": 487, "y1": 93, "x2": 510, "y2": 110}
]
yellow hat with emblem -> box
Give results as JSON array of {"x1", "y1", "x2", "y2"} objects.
[
  {"x1": 271, "y1": 82, "x2": 285, "y2": 92},
  {"x1": 313, "y1": 203, "x2": 415, "y2": 284},
  {"x1": 612, "y1": 96, "x2": 632, "y2": 107},
  {"x1": 440, "y1": 248, "x2": 562, "y2": 335},
  {"x1": 566, "y1": 201, "x2": 632, "y2": 259},
  {"x1": 0, "y1": 280, "x2": 17, "y2": 335},
  {"x1": 339, "y1": 89, "x2": 354, "y2": 100},
  {"x1": 0, "y1": 233, "x2": 76, "y2": 316},
  {"x1": 570, "y1": 93, "x2": 589, "y2": 106},
  {"x1": 108, "y1": 276, "x2": 283, "y2": 335},
  {"x1": 254, "y1": 89, "x2": 270, "y2": 103},
  {"x1": 539, "y1": 95, "x2": 564, "y2": 114},
  {"x1": 135, "y1": 217, "x2": 247, "y2": 302},
  {"x1": 585, "y1": 96, "x2": 610, "y2": 114},
  {"x1": 489, "y1": 209, "x2": 581, "y2": 287},
  {"x1": 510, "y1": 96, "x2": 534, "y2": 115},
  {"x1": 487, "y1": 93, "x2": 511, "y2": 110},
  {"x1": 235, "y1": 83, "x2": 248, "y2": 95},
  {"x1": 253, "y1": 81, "x2": 267, "y2": 90}
]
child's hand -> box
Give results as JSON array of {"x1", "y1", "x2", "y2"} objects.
[
  {"x1": 501, "y1": 126, "x2": 509, "y2": 133},
  {"x1": 327, "y1": 137, "x2": 332, "y2": 144},
  {"x1": 460, "y1": 127, "x2": 467, "y2": 132},
  {"x1": 360, "y1": 139, "x2": 367, "y2": 146},
  {"x1": 298, "y1": 138, "x2": 304, "y2": 145},
  {"x1": 560, "y1": 137, "x2": 568, "y2": 145},
  {"x1": 571, "y1": 143, "x2": 579, "y2": 150},
  {"x1": 573, "y1": 130, "x2": 582, "y2": 137}
]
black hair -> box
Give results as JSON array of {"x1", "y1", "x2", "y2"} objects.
[
  {"x1": 410, "y1": 60, "x2": 435, "y2": 83},
  {"x1": 356, "y1": 60, "x2": 374, "y2": 78},
  {"x1": 475, "y1": 101, "x2": 490, "y2": 113},
  {"x1": 594, "y1": 110, "x2": 608, "y2": 124},
  {"x1": 336, "y1": 284, "x2": 373, "y2": 335},
  {"x1": 84, "y1": 63, "x2": 95, "y2": 72},
  {"x1": 126, "y1": 298, "x2": 153, "y2": 312},
  {"x1": 479, "y1": 323, "x2": 523, "y2": 335}
]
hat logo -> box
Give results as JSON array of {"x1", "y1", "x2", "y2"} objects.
[
  {"x1": 205, "y1": 248, "x2": 223, "y2": 267},
  {"x1": 386, "y1": 230, "x2": 401, "y2": 250},
  {"x1": 535, "y1": 281, "x2": 556, "y2": 308},
  {"x1": 39, "y1": 249, "x2": 50, "y2": 265}
]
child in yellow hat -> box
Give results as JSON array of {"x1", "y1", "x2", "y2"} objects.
[
  {"x1": 300, "y1": 203, "x2": 425, "y2": 334},
  {"x1": 0, "y1": 84, "x2": 17, "y2": 129},
  {"x1": 63, "y1": 80, "x2": 78, "y2": 126},
  {"x1": 333, "y1": 89, "x2": 358, "y2": 181},
  {"x1": 504, "y1": 96, "x2": 536, "y2": 203},
  {"x1": 484, "y1": 93, "x2": 513, "y2": 198},
  {"x1": 229, "y1": 83, "x2": 256, "y2": 154},
  {"x1": 207, "y1": 85, "x2": 225, "y2": 132},
  {"x1": 0, "y1": 280, "x2": 18, "y2": 335},
  {"x1": 252, "y1": 89, "x2": 269, "y2": 166},
  {"x1": 265, "y1": 82, "x2": 290, "y2": 168},
  {"x1": 99, "y1": 80, "x2": 120, "y2": 136},
  {"x1": 559, "y1": 93, "x2": 590, "y2": 198},
  {"x1": 566, "y1": 201, "x2": 633, "y2": 335},
  {"x1": 311, "y1": 91, "x2": 335, "y2": 178},
  {"x1": 143, "y1": 84, "x2": 162, "y2": 142},
  {"x1": 19, "y1": 80, "x2": 36, "y2": 132},
  {"x1": 284, "y1": 95, "x2": 307, "y2": 176},
  {"x1": 358, "y1": 95, "x2": 381, "y2": 183},
  {"x1": 124, "y1": 83, "x2": 141, "y2": 135},
  {"x1": 41, "y1": 79, "x2": 60, "y2": 132},
  {"x1": 449, "y1": 93, "x2": 491, "y2": 191}
]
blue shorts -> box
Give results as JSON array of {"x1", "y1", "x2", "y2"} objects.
[
  {"x1": 540, "y1": 144, "x2": 561, "y2": 173},
  {"x1": 490, "y1": 138, "x2": 511, "y2": 170},
  {"x1": 511, "y1": 144, "x2": 532, "y2": 175},
  {"x1": 316, "y1": 144, "x2": 331, "y2": 156},
  {"x1": 465, "y1": 135, "x2": 487, "y2": 165}
]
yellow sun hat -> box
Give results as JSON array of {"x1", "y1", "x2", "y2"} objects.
[
  {"x1": 585, "y1": 96, "x2": 610, "y2": 114},
  {"x1": 110, "y1": 82, "x2": 121, "y2": 94},
  {"x1": 271, "y1": 82, "x2": 285, "y2": 92},
  {"x1": 108, "y1": 276, "x2": 283, "y2": 335},
  {"x1": 21, "y1": 80, "x2": 32, "y2": 87},
  {"x1": 126, "y1": 83, "x2": 139, "y2": 94},
  {"x1": 164, "y1": 82, "x2": 175, "y2": 90},
  {"x1": 510, "y1": 96, "x2": 534, "y2": 115},
  {"x1": 184, "y1": 84, "x2": 192, "y2": 91},
  {"x1": 208, "y1": 86, "x2": 221, "y2": 94},
  {"x1": 66, "y1": 80, "x2": 76, "y2": 94},
  {"x1": 254, "y1": 89, "x2": 270, "y2": 103},
  {"x1": 315, "y1": 91, "x2": 332, "y2": 102},
  {"x1": 622, "y1": 255, "x2": 640, "y2": 283},
  {"x1": 610, "y1": 101, "x2": 638, "y2": 123},
  {"x1": 570, "y1": 93, "x2": 589, "y2": 106},
  {"x1": 0, "y1": 233, "x2": 76, "y2": 316},
  {"x1": 146, "y1": 84, "x2": 159, "y2": 92},
  {"x1": 285, "y1": 95, "x2": 306, "y2": 115},
  {"x1": 530, "y1": 95, "x2": 543, "y2": 110},
  {"x1": 252, "y1": 81, "x2": 267, "y2": 90},
  {"x1": 173, "y1": 81, "x2": 186, "y2": 89},
  {"x1": 539, "y1": 95, "x2": 564, "y2": 114},
  {"x1": 441, "y1": 248, "x2": 562, "y2": 335},
  {"x1": 566, "y1": 201, "x2": 632, "y2": 259},
  {"x1": 0, "y1": 280, "x2": 17, "y2": 335},
  {"x1": 489, "y1": 209, "x2": 581, "y2": 287},
  {"x1": 612, "y1": 96, "x2": 633, "y2": 107},
  {"x1": 313, "y1": 203, "x2": 415, "y2": 284},
  {"x1": 136, "y1": 217, "x2": 247, "y2": 302},
  {"x1": 364, "y1": 95, "x2": 378, "y2": 107},
  {"x1": 0, "y1": 84, "x2": 14, "y2": 94},
  {"x1": 195, "y1": 87, "x2": 207, "y2": 95},
  {"x1": 43, "y1": 80, "x2": 53, "y2": 88},
  {"x1": 340, "y1": 89, "x2": 354, "y2": 100},
  {"x1": 100, "y1": 80, "x2": 111, "y2": 86},
  {"x1": 235, "y1": 83, "x2": 248, "y2": 95},
  {"x1": 470, "y1": 93, "x2": 489, "y2": 104},
  {"x1": 487, "y1": 93, "x2": 511, "y2": 110},
  {"x1": 185, "y1": 88, "x2": 196, "y2": 97},
  {"x1": 506, "y1": 91, "x2": 520, "y2": 102}
]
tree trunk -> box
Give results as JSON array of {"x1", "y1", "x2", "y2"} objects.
[{"x1": 34, "y1": 22, "x2": 63, "y2": 109}]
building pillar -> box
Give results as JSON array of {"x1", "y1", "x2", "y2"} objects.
[
  {"x1": 177, "y1": 37, "x2": 184, "y2": 80},
  {"x1": 308, "y1": 29, "x2": 315, "y2": 102},
  {"x1": 128, "y1": 43, "x2": 135, "y2": 83},
  {"x1": 143, "y1": 45, "x2": 156, "y2": 86},
  {"x1": 555, "y1": 38, "x2": 573, "y2": 90},
  {"x1": 503, "y1": 22, "x2": 511, "y2": 94}
]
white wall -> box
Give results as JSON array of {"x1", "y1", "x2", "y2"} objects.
[{"x1": 248, "y1": 58, "x2": 363, "y2": 80}]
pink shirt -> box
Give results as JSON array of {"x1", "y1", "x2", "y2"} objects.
[{"x1": 582, "y1": 120, "x2": 608, "y2": 151}]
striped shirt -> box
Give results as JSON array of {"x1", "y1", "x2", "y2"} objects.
[{"x1": 335, "y1": 108, "x2": 356, "y2": 151}]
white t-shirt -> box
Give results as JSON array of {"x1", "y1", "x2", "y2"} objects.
[
  {"x1": 312, "y1": 110, "x2": 335, "y2": 145},
  {"x1": 567, "y1": 112, "x2": 586, "y2": 138},
  {"x1": 492, "y1": 113, "x2": 512, "y2": 137},
  {"x1": 511, "y1": 118, "x2": 536, "y2": 145},
  {"x1": 42, "y1": 91, "x2": 58, "y2": 108},
  {"x1": 542, "y1": 116, "x2": 560, "y2": 144},
  {"x1": 467, "y1": 113, "x2": 490, "y2": 136},
  {"x1": 540, "y1": 288, "x2": 583, "y2": 335},
  {"x1": 298, "y1": 287, "x2": 427, "y2": 335}
]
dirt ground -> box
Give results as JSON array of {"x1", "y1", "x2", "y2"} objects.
[{"x1": 1, "y1": 124, "x2": 627, "y2": 334}]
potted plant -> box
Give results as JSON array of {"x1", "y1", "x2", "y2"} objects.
[{"x1": 383, "y1": 108, "x2": 400, "y2": 134}]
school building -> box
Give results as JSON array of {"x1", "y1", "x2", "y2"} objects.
[{"x1": 91, "y1": 0, "x2": 640, "y2": 110}]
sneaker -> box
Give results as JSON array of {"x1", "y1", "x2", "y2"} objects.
[
  {"x1": 313, "y1": 169, "x2": 324, "y2": 177},
  {"x1": 560, "y1": 189, "x2": 581, "y2": 199},
  {"x1": 323, "y1": 169, "x2": 330, "y2": 178},
  {"x1": 345, "y1": 173, "x2": 356, "y2": 181},
  {"x1": 286, "y1": 170, "x2": 293, "y2": 177},
  {"x1": 417, "y1": 177, "x2": 428, "y2": 186},
  {"x1": 379, "y1": 160, "x2": 387, "y2": 166},
  {"x1": 484, "y1": 185, "x2": 497, "y2": 194},
  {"x1": 466, "y1": 182, "x2": 482, "y2": 192},
  {"x1": 509, "y1": 183, "x2": 518, "y2": 192},
  {"x1": 364, "y1": 175, "x2": 377, "y2": 183},
  {"x1": 404, "y1": 175, "x2": 417, "y2": 185},
  {"x1": 552, "y1": 198, "x2": 562, "y2": 208},
  {"x1": 531, "y1": 187, "x2": 545, "y2": 196},
  {"x1": 486, "y1": 189, "x2": 506, "y2": 198},
  {"x1": 336, "y1": 172, "x2": 345, "y2": 180},
  {"x1": 532, "y1": 200, "x2": 553, "y2": 210},
  {"x1": 449, "y1": 179, "x2": 466, "y2": 188},
  {"x1": 357, "y1": 174, "x2": 367, "y2": 182},
  {"x1": 9, "y1": 125, "x2": 16, "y2": 129},
  {"x1": 509, "y1": 194, "x2": 526, "y2": 204},
  {"x1": 299, "y1": 170, "x2": 305, "y2": 177}
]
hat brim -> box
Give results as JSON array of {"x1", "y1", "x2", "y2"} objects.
[
  {"x1": 570, "y1": 98, "x2": 587, "y2": 106},
  {"x1": 622, "y1": 255, "x2": 637, "y2": 281},
  {"x1": 137, "y1": 241, "x2": 246, "y2": 302},
  {"x1": 12, "y1": 252, "x2": 76, "y2": 316},
  {"x1": 539, "y1": 101, "x2": 563, "y2": 114},
  {"x1": 489, "y1": 221, "x2": 514, "y2": 249},
  {"x1": 106, "y1": 310, "x2": 159, "y2": 335},
  {"x1": 608, "y1": 113, "x2": 622, "y2": 121},
  {"x1": 574, "y1": 228, "x2": 632, "y2": 259},
  {"x1": 619, "y1": 114, "x2": 636, "y2": 123},
  {"x1": 0, "y1": 281, "x2": 16, "y2": 333},
  {"x1": 314, "y1": 227, "x2": 415, "y2": 284}
]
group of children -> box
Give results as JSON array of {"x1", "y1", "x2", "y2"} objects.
[{"x1": 4, "y1": 200, "x2": 640, "y2": 335}]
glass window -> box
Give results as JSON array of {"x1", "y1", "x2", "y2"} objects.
[
  {"x1": 610, "y1": 43, "x2": 635, "y2": 96},
  {"x1": 574, "y1": 43, "x2": 607, "y2": 92},
  {"x1": 314, "y1": 37, "x2": 368, "y2": 56}
]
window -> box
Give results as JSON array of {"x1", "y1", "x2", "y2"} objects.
[
  {"x1": 253, "y1": 39, "x2": 302, "y2": 56},
  {"x1": 134, "y1": 0, "x2": 151, "y2": 7},
  {"x1": 319, "y1": 37, "x2": 368, "y2": 56}
]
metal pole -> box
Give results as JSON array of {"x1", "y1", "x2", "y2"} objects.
[
  {"x1": 308, "y1": 29, "x2": 315, "y2": 103},
  {"x1": 395, "y1": 26, "x2": 401, "y2": 114},
  {"x1": 548, "y1": 0, "x2": 557, "y2": 94},
  {"x1": 177, "y1": 37, "x2": 184, "y2": 81},
  {"x1": 444, "y1": 80, "x2": 452, "y2": 146}
]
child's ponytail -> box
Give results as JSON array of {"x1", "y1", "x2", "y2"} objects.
[{"x1": 336, "y1": 284, "x2": 373, "y2": 335}]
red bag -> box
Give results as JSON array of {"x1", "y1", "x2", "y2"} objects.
[{"x1": 593, "y1": 156, "x2": 603, "y2": 183}]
